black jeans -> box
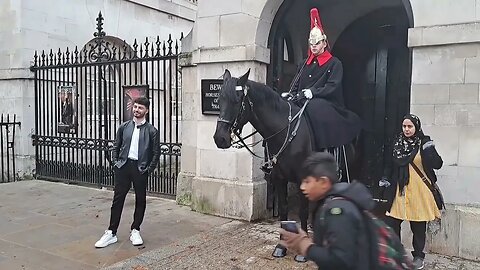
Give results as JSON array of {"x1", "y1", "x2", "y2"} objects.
[
  {"x1": 386, "y1": 217, "x2": 427, "y2": 259},
  {"x1": 108, "y1": 159, "x2": 148, "y2": 234}
]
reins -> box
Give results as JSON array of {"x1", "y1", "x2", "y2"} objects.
[{"x1": 223, "y1": 84, "x2": 309, "y2": 171}]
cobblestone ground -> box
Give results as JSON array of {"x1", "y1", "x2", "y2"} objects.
[{"x1": 105, "y1": 220, "x2": 480, "y2": 270}]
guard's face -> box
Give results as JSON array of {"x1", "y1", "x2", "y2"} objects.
[
  {"x1": 133, "y1": 103, "x2": 148, "y2": 119},
  {"x1": 300, "y1": 176, "x2": 331, "y2": 201},
  {"x1": 309, "y1": 40, "x2": 326, "y2": 56},
  {"x1": 402, "y1": 119, "x2": 416, "y2": 138}
]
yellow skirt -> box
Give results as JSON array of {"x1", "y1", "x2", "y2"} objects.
[{"x1": 386, "y1": 153, "x2": 441, "y2": 222}]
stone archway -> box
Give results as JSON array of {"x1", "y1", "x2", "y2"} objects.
[{"x1": 262, "y1": 0, "x2": 413, "y2": 186}]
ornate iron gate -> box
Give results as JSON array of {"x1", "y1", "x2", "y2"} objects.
[{"x1": 31, "y1": 13, "x2": 182, "y2": 196}]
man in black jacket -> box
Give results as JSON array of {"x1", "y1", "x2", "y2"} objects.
[
  {"x1": 95, "y1": 97, "x2": 160, "y2": 248},
  {"x1": 280, "y1": 152, "x2": 374, "y2": 269}
]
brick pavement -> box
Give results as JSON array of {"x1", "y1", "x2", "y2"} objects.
[
  {"x1": 105, "y1": 220, "x2": 480, "y2": 270},
  {"x1": 1, "y1": 180, "x2": 478, "y2": 270}
]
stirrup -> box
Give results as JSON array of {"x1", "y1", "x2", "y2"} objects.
[{"x1": 261, "y1": 163, "x2": 273, "y2": 174}]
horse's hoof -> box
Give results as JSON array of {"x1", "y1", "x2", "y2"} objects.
[
  {"x1": 272, "y1": 244, "x2": 287, "y2": 258},
  {"x1": 294, "y1": 255, "x2": 308, "y2": 263}
]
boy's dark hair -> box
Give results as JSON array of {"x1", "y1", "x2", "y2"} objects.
[
  {"x1": 134, "y1": 97, "x2": 150, "y2": 108},
  {"x1": 301, "y1": 152, "x2": 339, "y2": 183}
]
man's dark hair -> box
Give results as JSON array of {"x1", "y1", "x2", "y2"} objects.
[
  {"x1": 134, "y1": 97, "x2": 150, "y2": 108},
  {"x1": 301, "y1": 152, "x2": 339, "y2": 183}
]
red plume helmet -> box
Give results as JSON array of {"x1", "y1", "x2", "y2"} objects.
[
  {"x1": 309, "y1": 8, "x2": 327, "y2": 46},
  {"x1": 307, "y1": 8, "x2": 332, "y2": 66}
]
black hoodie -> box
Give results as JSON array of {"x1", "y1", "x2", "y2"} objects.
[{"x1": 306, "y1": 181, "x2": 375, "y2": 270}]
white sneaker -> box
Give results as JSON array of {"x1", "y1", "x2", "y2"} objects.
[
  {"x1": 95, "y1": 230, "x2": 118, "y2": 248},
  {"x1": 413, "y1": 257, "x2": 424, "y2": 270},
  {"x1": 130, "y1": 229, "x2": 143, "y2": 246}
]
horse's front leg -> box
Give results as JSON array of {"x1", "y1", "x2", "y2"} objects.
[
  {"x1": 272, "y1": 180, "x2": 288, "y2": 258},
  {"x1": 298, "y1": 192, "x2": 309, "y2": 232},
  {"x1": 277, "y1": 180, "x2": 288, "y2": 221},
  {"x1": 294, "y1": 192, "x2": 310, "y2": 263}
]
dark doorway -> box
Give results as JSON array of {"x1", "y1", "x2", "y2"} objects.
[
  {"x1": 332, "y1": 6, "x2": 412, "y2": 186},
  {"x1": 267, "y1": 3, "x2": 412, "y2": 187}
]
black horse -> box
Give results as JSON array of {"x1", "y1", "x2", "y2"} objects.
[
  {"x1": 214, "y1": 69, "x2": 313, "y2": 228},
  {"x1": 213, "y1": 69, "x2": 357, "y2": 260}
]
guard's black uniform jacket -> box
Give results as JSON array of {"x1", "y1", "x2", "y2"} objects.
[
  {"x1": 306, "y1": 181, "x2": 374, "y2": 270},
  {"x1": 291, "y1": 57, "x2": 362, "y2": 149}
]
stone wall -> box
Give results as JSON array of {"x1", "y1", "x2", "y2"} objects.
[
  {"x1": 176, "y1": 0, "x2": 273, "y2": 221},
  {"x1": 0, "y1": 0, "x2": 195, "y2": 178},
  {"x1": 410, "y1": 42, "x2": 480, "y2": 205},
  {"x1": 409, "y1": 0, "x2": 480, "y2": 259}
]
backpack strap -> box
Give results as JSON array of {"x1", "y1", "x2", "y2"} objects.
[
  {"x1": 319, "y1": 196, "x2": 372, "y2": 269},
  {"x1": 318, "y1": 196, "x2": 363, "y2": 238}
]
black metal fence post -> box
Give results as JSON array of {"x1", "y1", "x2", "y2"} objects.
[{"x1": 0, "y1": 114, "x2": 21, "y2": 183}]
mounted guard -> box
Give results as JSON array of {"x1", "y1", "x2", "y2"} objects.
[{"x1": 283, "y1": 8, "x2": 362, "y2": 163}]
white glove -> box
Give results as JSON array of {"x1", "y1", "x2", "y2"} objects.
[
  {"x1": 302, "y1": 89, "x2": 313, "y2": 99},
  {"x1": 379, "y1": 177, "x2": 391, "y2": 188},
  {"x1": 281, "y1": 92, "x2": 290, "y2": 98}
]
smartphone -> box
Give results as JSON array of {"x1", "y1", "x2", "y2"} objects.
[{"x1": 281, "y1": 220, "x2": 299, "y2": 233}]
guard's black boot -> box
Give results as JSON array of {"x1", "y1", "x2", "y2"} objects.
[{"x1": 272, "y1": 244, "x2": 287, "y2": 257}]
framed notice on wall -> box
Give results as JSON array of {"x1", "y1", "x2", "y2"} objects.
[
  {"x1": 201, "y1": 79, "x2": 222, "y2": 115},
  {"x1": 57, "y1": 85, "x2": 77, "y2": 134},
  {"x1": 122, "y1": 85, "x2": 149, "y2": 121}
]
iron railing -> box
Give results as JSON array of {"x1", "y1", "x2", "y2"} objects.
[
  {"x1": 0, "y1": 114, "x2": 20, "y2": 183},
  {"x1": 30, "y1": 12, "x2": 182, "y2": 196}
]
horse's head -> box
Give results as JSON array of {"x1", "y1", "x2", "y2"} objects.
[{"x1": 213, "y1": 69, "x2": 251, "y2": 149}]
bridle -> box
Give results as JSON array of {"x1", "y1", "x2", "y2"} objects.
[
  {"x1": 217, "y1": 85, "x2": 251, "y2": 134},
  {"x1": 217, "y1": 85, "x2": 262, "y2": 158},
  {"x1": 216, "y1": 83, "x2": 309, "y2": 172}
]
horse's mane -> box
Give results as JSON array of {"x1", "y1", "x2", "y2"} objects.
[
  {"x1": 223, "y1": 77, "x2": 286, "y2": 111},
  {"x1": 246, "y1": 81, "x2": 285, "y2": 109}
]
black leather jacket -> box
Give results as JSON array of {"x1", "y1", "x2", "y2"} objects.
[{"x1": 112, "y1": 120, "x2": 160, "y2": 174}]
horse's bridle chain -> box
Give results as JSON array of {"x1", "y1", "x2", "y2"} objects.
[{"x1": 217, "y1": 84, "x2": 309, "y2": 170}]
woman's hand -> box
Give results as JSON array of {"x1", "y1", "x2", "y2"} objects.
[{"x1": 422, "y1": 140, "x2": 435, "y2": 150}]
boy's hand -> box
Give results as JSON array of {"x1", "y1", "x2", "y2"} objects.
[{"x1": 279, "y1": 229, "x2": 314, "y2": 256}]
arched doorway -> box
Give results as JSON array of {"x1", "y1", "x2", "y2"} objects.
[{"x1": 267, "y1": 0, "x2": 413, "y2": 186}]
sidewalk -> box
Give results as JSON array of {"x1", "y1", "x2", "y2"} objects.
[
  {"x1": 0, "y1": 180, "x2": 229, "y2": 270},
  {"x1": 1, "y1": 180, "x2": 479, "y2": 270},
  {"x1": 105, "y1": 221, "x2": 480, "y2": 270}
]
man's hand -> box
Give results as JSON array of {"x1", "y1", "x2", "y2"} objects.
[
  {"x1": 279, "y1": 228, "x2": 314, "y2": 256},
  {"x1": 281, "y1": 92, "x2": 291, "y2": 98},
  {"x1": 302, "y1": 89, "x2": 313, "y2": 99}
]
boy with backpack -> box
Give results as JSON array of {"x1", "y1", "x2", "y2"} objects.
[{"x1": 280, "y1": 152, "x2": 412, "y2": 270}]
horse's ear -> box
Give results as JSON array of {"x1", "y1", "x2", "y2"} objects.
[
  {"x1": 223, "y1": 69, "x2": 231, "y2": 81},
  {"x1": 237, "y1": 69, "x2": 250, "y2": 86}
]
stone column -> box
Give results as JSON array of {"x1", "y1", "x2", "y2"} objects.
[
  {"x1": 0, "y1": 1, "x2": 35, "y2": 179},
  {"x1": 176, "y1": 0, "x2": 271, "y2": 221},
  {"x1": 407, "y1": 0, "x2": 480, "y2": 260}
]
